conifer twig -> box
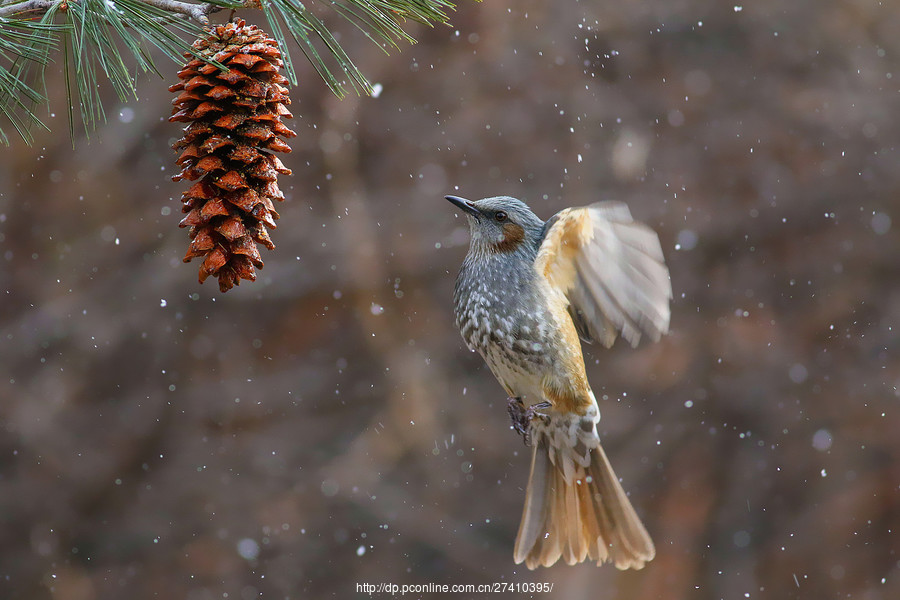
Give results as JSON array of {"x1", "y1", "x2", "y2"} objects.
[
  {"x1": 0, "y1": 0, "x2": 467, "y2": 144},
  {"x1": 138, "y1": 0, "x2": 216, "y2": 24},
  {"x1": 0, "y1": 0, "x2": 55, "y2": 18},
  {"x1": 0, "y1": 0, "x2": 234, "y2": 20}
]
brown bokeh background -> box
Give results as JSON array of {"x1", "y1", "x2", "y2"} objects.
[{"x1": 2, "y1": 1, "x2": 899, "y2": 599}]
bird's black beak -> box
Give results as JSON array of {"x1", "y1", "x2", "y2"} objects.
[{"x1": 445, "y1": 195, "x2": 481, "y2": 217}]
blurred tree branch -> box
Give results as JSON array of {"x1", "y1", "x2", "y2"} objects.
[{"x1": 0, "y1": 0, "x2": 467, "y2": 145}]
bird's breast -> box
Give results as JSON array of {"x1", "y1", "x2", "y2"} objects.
[{"x1": 454, "y1": 260, "x2": 558, "y2": 395}]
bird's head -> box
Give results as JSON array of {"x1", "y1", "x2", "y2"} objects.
[{"x1": 446, "y1": 195, "x2": 545, "y2": 256}]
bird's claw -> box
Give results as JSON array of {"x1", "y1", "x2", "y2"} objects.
[
  {"x1": 507, "y1": 398, "x2": 551, "y2": 447},
  {"x1": 507, "y1": 397, "x2": 529, "y2": 440}
]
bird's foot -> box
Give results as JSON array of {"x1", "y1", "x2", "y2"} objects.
[
  {"x1": 507, "y1": 398, "x2": 529, "y2": 440},
  {"x1": 507, "y1": 398, "x2": 552, "y2": 447}
]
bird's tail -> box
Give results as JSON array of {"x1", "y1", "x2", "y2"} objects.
[{"x1": 513, "y1": 403, "x2": 655, "y2": 570}]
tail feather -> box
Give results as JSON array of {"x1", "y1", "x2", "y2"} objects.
[
  {"x1": 587, "y1": 442, "x2": 655, "y2": 569},
  {"x1": 513, "y1": 409, "x2": 655, "y2": 570},
  {"x1": 514, "y1": 439, "x2": 553, "y2": 564},
  {"x1": 564, "y1": 477, "x2": 584, "y2": 564}
]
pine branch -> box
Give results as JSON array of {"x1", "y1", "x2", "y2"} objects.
[
  {"x1": 0, "y1": 0, "x2": 244, "y2": 20},
  {"x1": 0, "y1": 1, "x2": 55, "y2": 19},
  {"x1": 0, "y1": 0, "x2": 467, "y2": 144},
  {"x1": 137, "y1": 0, "x2": 217, "y2": 24}
]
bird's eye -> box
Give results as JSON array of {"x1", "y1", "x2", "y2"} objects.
[{"x1": 495, "y1": 211, "x2": 508, "y2": 222}]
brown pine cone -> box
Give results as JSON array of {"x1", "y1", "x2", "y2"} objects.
[{"x1": 170, "y1": 19, "x2": 296, "y2": 292}]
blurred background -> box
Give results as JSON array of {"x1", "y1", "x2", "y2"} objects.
[{"x1": 2, "y1": 1, "x2": 899, "y2": 598}]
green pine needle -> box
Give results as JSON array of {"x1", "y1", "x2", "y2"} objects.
[{"x1": 0, "y1": 17, "x2": 63, "y2": 144}]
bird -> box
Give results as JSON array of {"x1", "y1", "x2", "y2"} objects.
[{"x1": 446, "y1": 194, "x2": 671, "y2": 570}]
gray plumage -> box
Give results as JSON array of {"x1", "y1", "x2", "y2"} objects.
[{"x1": 452, "y1": 197, "x2": 554, "y2": 387}]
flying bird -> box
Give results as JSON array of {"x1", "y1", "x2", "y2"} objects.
[{"x1": 447, "y1": 194, "x2": 671, "y2": 569}]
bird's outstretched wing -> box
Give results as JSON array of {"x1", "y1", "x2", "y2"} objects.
[{"x1": 534, "y1": 202, "x2": 672, "y2": 348}]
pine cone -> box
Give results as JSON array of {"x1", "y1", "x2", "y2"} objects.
[{"x1": 170, "y1": 19, "x2": 296, "y2": 292}]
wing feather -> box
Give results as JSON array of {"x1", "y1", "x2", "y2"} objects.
[{"x1": 535, "y1": 202, "x2": 672, "y2": 348}]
